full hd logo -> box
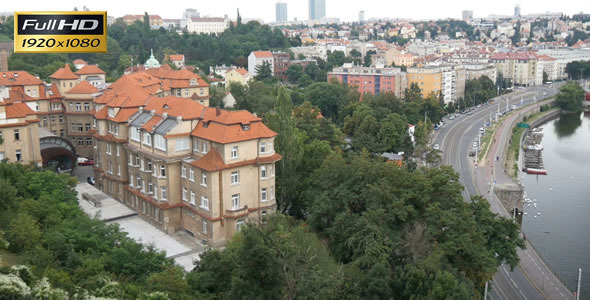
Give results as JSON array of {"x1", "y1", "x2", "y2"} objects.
[{"x1": 14, "y1": 11, "x2": 107, "y2": 53}]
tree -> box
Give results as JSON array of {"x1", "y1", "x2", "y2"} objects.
[
  {"x1": 286, "y1": 64, "x2": 303, "y2": 83},
  {"x1": 255, "y1": 60, "x2": 273, "y2": 81},
  {"x1": 266, "y1": 88, "x2": 304, "y2": 214},
  {"x1": 556, "y1": 81, "x2": 585, "y2": 112},
  {"x1": 5, "y1": 213, "x2": 41, "y2": 252}
]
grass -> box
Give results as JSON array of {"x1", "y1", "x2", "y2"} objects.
[{"x1": 478, "y1": 115, "x2": 507, "y2": 162}]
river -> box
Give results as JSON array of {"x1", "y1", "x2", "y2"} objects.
[{"x1": 521, "y1": 111, "x2": 590, "y2": 297}]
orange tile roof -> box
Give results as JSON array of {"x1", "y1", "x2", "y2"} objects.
[
  {"x1": 191, "y1": 120, "x2": 277, "y2": 144},
  {"x1": 6, "y1": 90, "x2": 36, "y2": 102},
  {"x1": 73, "y1": 59, "x2": 87, "y2": 65},
  {"x1": 5, "y1": 102, "x2": 37, "y2": 119},
  {"x1": 235, "y1": 68, "x2": 249, "y2": 75},
  {"x1": 94, "y1": 106, "x2": 139, "y2": 122},
  {"x1": 50, "y1": 64, "x2": 79, "y2": 80},
  {"x1": 0, "y1": 71, "x2": 44, "y2": 86},
  {"x1": 75, "y1": 64, "x2": 106, "y2": 75},
  {"x1": 191, "y1": 148, "x2": 282, "y2": 172},
  {"x1": 167, "y1": 54, "x2": 184, "y2": 61},
  {"x1": 67, "y1": 80, "x2": 99, "y2": 94},
  {"x1": 144, "y1": 96, "x2": 206, "y2": 119},
  {"x1": 141, "y1": 115, "x2": 162, "y2": 132},
  {"x1": 252, "y1": 51, "x2": 273, "y2": 58},
  {"x1": 201, "y1": 108, "x2": 260, "y2": 124}
]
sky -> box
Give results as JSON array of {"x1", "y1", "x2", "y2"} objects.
[{"x1": 3, "y1": 1, "x2": 588, "y2": 23}]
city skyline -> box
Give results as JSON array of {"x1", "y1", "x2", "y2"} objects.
[{"x1": 2, "y1": 0, "x2": 587, "y2": 23}]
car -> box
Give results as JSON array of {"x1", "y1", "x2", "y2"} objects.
[
  {"x1": 511, "y1": 104, "x2": 517, "y2": 110},
  {"x1": 449, "y1": 115, "x2": 455, "y2": 120},
  {"x1": 469, "y1": 149, "x2": 476, "y2": 156},
  {"x1": 433, "y1": 144, "x2": 440, "y2": 151},
  {"x1": 77, "y1": 157, "x2": 94, "y2": 166},
  {"x1": 87, "y1": 176, "x2": 95, "y2": 185}
]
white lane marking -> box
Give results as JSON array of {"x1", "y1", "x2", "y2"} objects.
[{"x1": 502, "y1": 266, "x2": 527, "y2": 300}]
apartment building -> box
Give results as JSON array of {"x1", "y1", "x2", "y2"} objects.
[
  {"x1": 327, "y1": 64, "x2": 407, "y2": 97},
  {"x1": 463, "y1": 63, "x2": 497, "y2": 83},
  {"x1": 225, "y1": 68, "x2": 252, "y2": 87},
  {"x1": 490, "y1": 52, "x2": 542, "y2": 86},
  {"x1": 272, "y1": 52, "x2": 291, "y2": 81},
  {"x1": 406, "y1": 66, "x2": 442, "y2": 99},
  {"x1": 248, "y1": 51, "x2": 274, "y2": 77},
  {"x1": 93, "y1": 73, "x2": 280, "y2": 246},
  {"x1": 0, "y1": 90, "x2": 41, "y2": 165}
]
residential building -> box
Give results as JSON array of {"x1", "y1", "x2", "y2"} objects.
[
  {"x1": 538, "y1": 48, "x2": 590, "y2": 79},
  {"x1": 309, "y1": 0, "x2": 326, "y2": 20},
  {"x1": 248, "y1": 51, "x2": 274, "y2": 77},
  {"x1": 328, "y1": 64, "x2": 407, "y2": 97},
  {"x1": 225, "y1": 68, "x2": 252, "y2": 87},
  {"x1": 187, "y1": 17, "x2": 230, "y2": 35},
  {"x1": 406, "y1": 66, "x2": 442, "y2": 99},
  {"x1": 166, "y1": 54, "x2": 186, "y2": 69},
  {"x1": 464, "y1": 63, "x2": 497, "y2": 83},
  {"x1": 92, "y1": 75, "x2": 280, "y2": 246},
  {"x1": 272, "y1": 52, "x2": 291, "y2": 80},
  {"x1": 276, "y1": 2, "x2": 288, "y2": 22},
  {"x1": 122, "y1": 14, "x2": 163, "y2": 26},
  {"x1": 462, "y1": 10, "x2": 473, "y2": 22},
  {"x1": 490, "y1": 52, "x2": 542, "y2": 86},
  {"x1": 73, "y1": 59, "x2": 88, "y2": 70},
  {"x1": 0, "y1": 91, "x2": 41, "y2": 165}
]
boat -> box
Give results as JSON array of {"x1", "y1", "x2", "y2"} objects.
[
  {"x1": 526, "y1": 144, "x2": 543, "y2": 151},
  {"x1": 526, "y1": 168, "x2": 548, "y2": 175}
]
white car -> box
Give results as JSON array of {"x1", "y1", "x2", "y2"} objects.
[{"x1": 433, "y1": 144, "x2": 440, "y2": 151}]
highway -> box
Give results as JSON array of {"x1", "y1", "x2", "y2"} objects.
[{"x1": 433, "y1": 84, "x2": 573, "y2": 300}]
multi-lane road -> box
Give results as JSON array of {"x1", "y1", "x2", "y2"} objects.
[{"x1": 433, "y1": 84, "x2": 573, "y2": 300}]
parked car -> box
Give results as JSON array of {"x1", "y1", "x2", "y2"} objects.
[
  {"x1": 433, "y1": 144, "x2": 440, "y2": 151},
  {"x1": 87, "y1": 176, "x2": 95, "y2": 185},
  {"x1": 511, "y1": 104, "x2": 517, "y2": 110},
  {"x1": 77, "y1": 157, "x2": 94, "y2": 166}
]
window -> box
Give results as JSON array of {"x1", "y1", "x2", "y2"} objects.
[
  {"x1": 231, "y1": 146, "x2": 238, "y2": 159},
  {"x1": 136, "y1": 177, "x2": 142, "y2": 189},
  {"x1": 155, "y1": 134, "x2": 166, "y2": 151},
  {"x1": 261, "y1": 188, "x2": 267, "y2": 202},
  {"x1": 200, "y1": 195, "x2": 209, "y2": 210},
  {"x1": 193, "y1": 139, "x2": 200, "y2": 152},
  {"x1": 148, "y1": 182, "x2": 153, "y2": 194},
  {"x1": 236, "y1": 219, "x2": 244, "y2": 232},
  {"x1": 160, "y1": 165, "x2": 166, "y2": 177},
  {"x1": 15, "y1": 150, "x2": 22, "y2": 162},
  {"x1": 134, "y1": 154, "x2": 140, "y2": 166},
  {"x1": 146, "y1": 159, "x2": 152, "y2": 171},
  {"x1": 190, "y1": 191, "x2": 196, "y2": 205},
  {"x1": 231, "y1": 171, "x2": 239, "y2": 185},
  {"x1": 50, "y1": 116, "x2": 56, "y2": 123},
  {"x1": 261, "y1": 166, "x2": 267, "y2": 179},
  {"x1": 181, "y1": 166, "x2": 187, "y2": 178},
  {"x1": 153, "y1": 186, "x2": 158, "y2": 200},
  {"x1": 77, "y1": 123, "x2": 84, "y2": 132},
  {"x1": 86, "y1": 138, "x2": 92, "y2": 146},
  {"x1": 128, "y1": 153, "x2": 133, "y2": 166},
  {"x1": 129, "y1": 174, "x2": 134, "y2": 187},
  {"x1": 117, "y1": 165, "x2": 121, "y2": 176},
  {"x1": 271, "y1": 186, "x2": 275, "y2": 200},
  {"x1": 182, "y1": 188, "x2": 188, "y2": 201},
  {"x1": 75, "y1": 103, "x2": 82, "y2": 111},
  {"x1": 140, "y1": 159, "x2": 144, "y2": 171},
  {"x1": 143, "y1": 133, "x2": 152, "y2": 146},
  {"x1": 13, "y1": 129, "x2": 20, "y2": 141},
  {"x1": 232, "y1": 194, "x2": 240, "y2": 210},
  {"x1": 130, "y1": 126, "x2": 140, "y2": 141},
  {"x1": 0, "y1": 152, "x2": 4, "y2": 161},
  {"x1": 201, "y1": 142, "x2": 208, "y2": 154},
  {"x1": 201, "y1": 172, "x2": 207, "y2": 186},
  {"x1": 176, "y1": 89, "x2": 181, "y2": 96},
  {"x1": 161, "y1": 187, "x2": 167, "y2": 200},
  {"x1": 176, "y1": 138, "x2": 189, "y2": 151},
  {"x1": 59, "y1": 115, "x2": 64, "y2": 123},
  {"x1": 51, "y1": 102, "x2": 61, "y2": 111},
  {"x1": 68, "y1": 102, "x2": 74, "y2": 111},
  {"x1": 84, "y1": 102, "x2": 90, "y2": 111},
  {"x1": 202, "y1": 220, "x2": 208, "y2": 235},
  {"x1": 260, "y1": 142, "x2": 266, "y2": 153},
  {"x1": 116, "y1": 145, "x2": 120, "y2": 156},
  {"x1": 106, "y1": 143, "x2": 111, "y2": 155},
  {"x1": 184, "y1": 89, "x2": 189, "y2": 97},
  {"x1": 189, "y1": 168, "x2": 195, "y2": 181},
  {"x1": 269, "y1": 165, "x2": 274, "y2": 177}
]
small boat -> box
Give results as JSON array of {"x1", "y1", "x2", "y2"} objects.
[
  {"x1": 526, "y1": 168, "x2": 548, "y2": 175},
  {"x1": 526, "y1": 144, "x2": 543, "y2": 151}
]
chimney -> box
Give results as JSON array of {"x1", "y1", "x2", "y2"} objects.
[
  {"x1": 163, "y1": 112, "x2": 168, "y2": 119},
  {"x1": 139, "y1": 106, "x2": 144, "y2": 112},
  {"x1": 176, "y1": 115, "x2": 183, "y2": 122},
  {"x1": 151, "y1": 109, "x2": 156, "y2": 116},
  {"x1": 215, "y1": 106, "x2": 221, "y2": 116}
]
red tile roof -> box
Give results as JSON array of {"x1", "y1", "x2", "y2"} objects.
[
  {"x1": 4, "y1": 102, "x2": 37, "y2": 119},
  {"x1": 75, "y1": 64, "x2": 106, "y2": 75},
  {"x1": 190, "y1": 148, "x2": 282, "y2": 172},
  {"x1": 0, "y1": 71, "x2": 44, "y2": 86},
  {"x1": 252, "y1": 51, "x2": 273, "y2": 58},
  {"x1": 235, "y1": 68, "x2": 249, "y2": 75},
  {"x1": 141, "y1": 115, "x2": 162, "y2": 132},
  {"x1": 167, "y1": 54, "x2": 184, "y2": 61},
  {"x1": 50, "y1": 64, "x2": 79, "y2": 80},
  {"x1": 67, "y1": 80, "x2": 99, "y2": 94},
  {"x1": 191, "y1": 119, "x2": 277, "y2": 144},
  {"x1": 144, "y1": 96, "x2": 206, "y2": 119},
  {"x1": 490, "y1": 52, "x2": 537, "y2": 60},
  {"x1": 73, "y1": 59, "x2": 88, "y2": 65}
]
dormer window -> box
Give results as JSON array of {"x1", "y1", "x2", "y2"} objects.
[
  {"x1": 163, "y1": 104, "x2": 169, "y2": 109},
  {"x1": 242, "y1": 124, "x2": 250, "y2": 131},
  {"x1": 202, "y1": 122, "x2": 208, "y2": 128},
  {"x1": 190, "y1": 78, "x2": 197, "y2": 86}
]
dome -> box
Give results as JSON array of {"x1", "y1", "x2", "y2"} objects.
[{"x1": 145, "y1": 49, "x2": 161, "y2": 69}]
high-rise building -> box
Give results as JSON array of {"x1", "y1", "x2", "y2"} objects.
[
  {"x1": 514, "y1": 4, "x2": 521, "y2": 17},
  {"x1": 462, "y1": 10, "x2": 473, "y2": 22},
  {"x1": 309, "y1": 0, "x2": 326, "y2": 20},
  {"x1": 183, "y1": 8, "x2": 199, "y2": 19},
  {"x1": 275, "y1": 2, "x2": 288, "y2": 22},
  {"x1": 359, "y1": 11, "x2": 365, "y2": 23}
]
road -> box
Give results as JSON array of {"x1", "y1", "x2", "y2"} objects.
[{"x1": 433, "y1": 84, "x2": 573, "y2": 300}]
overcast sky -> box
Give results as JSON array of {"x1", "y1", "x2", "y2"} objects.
[{"x1": 4, "y1": 1, "x2": 587, "y2": 22}]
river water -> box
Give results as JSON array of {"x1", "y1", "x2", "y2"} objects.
[{"x1": 521, "y1": 111, "x2": 590, "y2": 297}]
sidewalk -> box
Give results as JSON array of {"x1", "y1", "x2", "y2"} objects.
[
  {"x1": 472, "y1": 104, "x2": 572, "y2": 300},
  {"x1": 76, "y1": 183, "x2": 205, "y2": 271}
]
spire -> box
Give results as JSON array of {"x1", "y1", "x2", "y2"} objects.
[{"x1": 150, "y1": 48, "x2": 154, "y2": 57}]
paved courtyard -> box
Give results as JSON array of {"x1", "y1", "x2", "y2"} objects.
[{"x1": 75, "y1": 183, "x2": 205, "y2": 271}]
